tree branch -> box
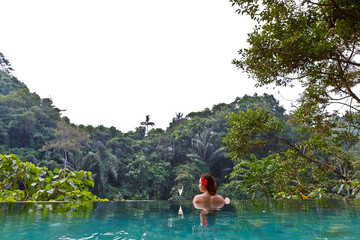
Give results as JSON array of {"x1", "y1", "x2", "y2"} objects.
[
  {"x1": 336, "y1": 59, "x2": 360, "y2": 103},
  {"x1": 343, "y1": 41, "x2": 357, "y2": 72},
  {"x1": 267, "y1": 132, "x2": 347, "y2": 180},
  {"x1": 272, "y1": 48, "x2": 360, "y2": 67},
  {"x1": 330, "y1": 0, "x2": 360, "y2": 22},
  {"x1": 302, "y1": 0, "x2": 332, "y2": 7},
  {"x1": 327, "y1": 75, "x2": 352, "y2": 96},
  {"x1": 304, "y1": 0, "x2": 360, "y2": 22},
  {"x1": 327, "y1": 101, "x2": 360, "y2": 112}
]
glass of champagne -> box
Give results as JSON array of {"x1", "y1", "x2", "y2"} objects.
[{"x1": 178, "y1": 184, "x2": 183, "y2": 196}]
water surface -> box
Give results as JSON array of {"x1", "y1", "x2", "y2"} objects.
[{"x1": 1, "y1": 200, "x2": 360, "y2": 239}]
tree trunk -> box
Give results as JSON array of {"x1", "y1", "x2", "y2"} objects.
[{"x1": 64, "y1": 150, "x2": 67, "y2": 169}]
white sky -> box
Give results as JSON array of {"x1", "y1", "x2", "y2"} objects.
[{"x1": 1, "y1": 0, "x2": 300, "y2": 132}]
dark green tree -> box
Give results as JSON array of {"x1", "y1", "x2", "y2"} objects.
[{"x1": 225, "y1": 0, "x2": 360, "y2": 198}]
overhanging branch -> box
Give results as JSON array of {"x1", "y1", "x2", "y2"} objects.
[
  {"x1": 267, "y1": 132, "x2": 347, "y2": 180},
  {"x1": 330, "y1": 0, "x2": 360, "y2": 22},
  {"x1": 272, "y1": 48, "x2": 360, "y2": 67}
]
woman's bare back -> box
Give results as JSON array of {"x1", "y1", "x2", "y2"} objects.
[{"x1": 193, "y1": 192, "x2": 225, "y2": 204}]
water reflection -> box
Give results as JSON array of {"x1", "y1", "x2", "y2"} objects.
[
  {"x1": 193, "y1": 201, "x2": 226, "y2": 227},
  {"x1": 0, "y1": 201, "x2": 94, "y2": 218},
  {"x1": 1, "y1": 200, "x2": 360, "y2": 239}
]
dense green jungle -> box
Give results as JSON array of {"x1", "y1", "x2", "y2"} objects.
[
  {"x1": 2, "y1": 63, "x2": 359, "y2": 201},
  {"x1": 0, "y1": 67, "x2": 300, "y2": 201},
  {"x1": 2, "y1": 0, "x2": 360, "y2": 202}
]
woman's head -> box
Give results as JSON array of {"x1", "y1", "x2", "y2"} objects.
[{"x1": 199, "y1": 174, "x2": 217, "y2": 195}]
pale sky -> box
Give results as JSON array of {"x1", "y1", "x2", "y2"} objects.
[{"x1": 1, "y1": 0, "x2": 300, "y2": 132}]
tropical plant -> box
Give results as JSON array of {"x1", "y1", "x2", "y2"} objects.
[
  {"x1": 0, "y1": 154, "x2": 107, "y2": 202},
  {"x1": 189, "y1": 128, "x2": 226, "y2": 165},
  {"x1": 90, "y1": 141, "x2": 122, "y2": 198}
]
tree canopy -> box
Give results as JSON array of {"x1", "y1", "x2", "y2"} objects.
[
  {"x1": 1, "y1": 68, "x2": 296, "y2": 200},
  {"x1": 224, "y1": 0, "x2": 360, "y2": 199},
  {"x1": 231, "y1": 0, "x2": 360, "y2": 108}
]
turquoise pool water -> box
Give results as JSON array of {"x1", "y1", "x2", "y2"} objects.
[{"x1": 1, "y1": 200, "x2": 360, "y2": 239}]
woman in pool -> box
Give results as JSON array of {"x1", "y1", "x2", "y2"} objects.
[
  {"x1": 193, "y1": 174, "x2": 230, "y2": 227},
  {"x1": 193, "y1": 174, "x2": 230, "y2": 205}
]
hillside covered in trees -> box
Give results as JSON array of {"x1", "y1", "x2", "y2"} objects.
[
  {"x1": 0, "y1": 69, "x2": 297, "y2": 200},
  {"x1": 3, "y1": 1, "x2": 360, "y2": 201}
]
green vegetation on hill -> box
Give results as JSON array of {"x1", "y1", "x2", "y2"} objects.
[
  {"x1": 0, "y1": 69, "x2": 296, "y2": 200},
  {"x1": 0, "y1": 71, "x2": 27, "y2": 95},
  {"x1": 4, "y1": 0, "x2": 360, "y2": 201}
]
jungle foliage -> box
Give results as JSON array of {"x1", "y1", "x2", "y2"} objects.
[
  {"x1": 226, "y1": 0, "x2": 360, "y2": 199},
  {"x1": 0, "y1": 154, "x2": 106, "y2": 202},
  {"x1": 0, "y1": 67, "x2": 295, "y2": 200}
]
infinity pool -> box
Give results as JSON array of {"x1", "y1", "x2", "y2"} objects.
[{"x1": 1, "y1": 200, "x2": 360, "y2": 239}]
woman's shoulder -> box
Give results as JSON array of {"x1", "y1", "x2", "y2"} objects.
[
  {"x1": 193, "y1": 194, "x2": 206, "y2": 203},
  {"x1": 210, "y1": 194, "x2": 225, "y2": 203}
]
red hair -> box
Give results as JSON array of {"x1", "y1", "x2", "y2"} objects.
[{"x1": 200, "y1": 174, "x2": 217, "y2": 195}]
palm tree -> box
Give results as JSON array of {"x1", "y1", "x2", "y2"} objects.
[
  {"x1": 188, "y1": 128, "x2": 226, "y2": 166},
  {"x1": 80, "y1": 141, "x2": 121, "y2": 197},
  {"x1": 188, "y1": 129, "x2": 232, "y2": 182},
  {"x1": 141, "y1": 115, "x2": 155, "y2": 137}
]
